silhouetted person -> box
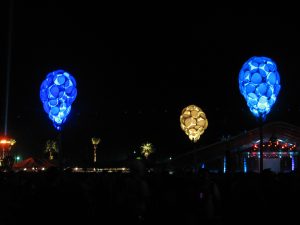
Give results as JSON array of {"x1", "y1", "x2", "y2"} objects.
[
  {"x1": 196, "y1": 169, "x2": 222, "y2": 224},
  {"x1": 123, "y1": 159, "x2": 150, "y2": 224}
]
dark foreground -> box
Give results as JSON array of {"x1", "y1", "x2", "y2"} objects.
[{"x1": 1, "y1": 166, "x2": 299, "y2": 225}]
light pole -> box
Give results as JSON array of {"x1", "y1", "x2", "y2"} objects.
[
  {"x1": 91, "y1": 137, "x2": 101, "y2": 164},
  {"x1": 40, "y1": 70, "x2": 77, "y2": 169},
  {"x1": 239, "y1": 56, "x2": 281, "y2": 173},
  {"x1": 180, "y1": 105, "x2": 208, "y2": 171}
]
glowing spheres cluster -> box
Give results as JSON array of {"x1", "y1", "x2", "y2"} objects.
[
  {"x1": 239, "y1": 56, "x2": 281, "y2": 118},
  {"x1": 180, "y1": 105, "x2": 208, "y2": 142},
  {"x1": 40, "y1": 70, "x2": 77, "y2": 130}
]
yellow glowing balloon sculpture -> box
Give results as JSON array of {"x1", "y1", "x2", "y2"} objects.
[{"x1": 180, "y1": 105, "x2": 208, "y2": 142}]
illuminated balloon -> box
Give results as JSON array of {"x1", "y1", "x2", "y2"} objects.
[
  {"x1": 40, "y1": 70, "x2": 77, "y2": 130},
  {"x1": 180, "y1": 105, "x2": 208, "y2": 142},
  {"x1": 239, "y1": 56, "x2": 281, "y2": 119}
]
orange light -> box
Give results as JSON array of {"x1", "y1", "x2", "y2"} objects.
[
  {"x1": 0, "y1": 137, "x2": 16, "y2": 152},
  {"x1": 0, "y1": 138, "x2": 15, "y2": 145}
]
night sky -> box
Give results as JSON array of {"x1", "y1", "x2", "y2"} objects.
[{"x1": 1, "y1": 3, "x2": 300, "y2": 164}]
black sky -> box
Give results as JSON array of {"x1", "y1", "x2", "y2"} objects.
[{"x1": 1, "y1": 3, "x2": 300, "y2": 164}]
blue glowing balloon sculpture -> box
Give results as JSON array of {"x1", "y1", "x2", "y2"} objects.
[
  {"x1": 239, "y1": 56, "x2": 281, "y2": 119},
  {"x1": 40, "y1": 70, "x2": 77, "y2": 130}
]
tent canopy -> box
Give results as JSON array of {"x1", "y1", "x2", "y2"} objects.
[{"x1": 13, "y1": 157, "x2": 56, "y2": 169}]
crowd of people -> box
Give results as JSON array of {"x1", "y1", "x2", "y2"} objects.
[{"x1": 0, "y1": 160, "x2": 299, "y2": 225}]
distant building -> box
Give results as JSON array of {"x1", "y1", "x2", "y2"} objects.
[{"x1": 170, "y1": 121, "x2": 300, "y2": 173}]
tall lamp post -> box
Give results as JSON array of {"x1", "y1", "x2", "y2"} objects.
[
  {"x1": 40, "y1": 70, "x2": 77, "y2": 168},
  {"x1": 239, "y1": 56, "x2": 281, "y2": 173},
  {"x1": 91, "y1": 137, "x2": 101, "y2": 164},
  {"x1": 180, "y1": 105, "x2": 208, "y2": 170}
]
